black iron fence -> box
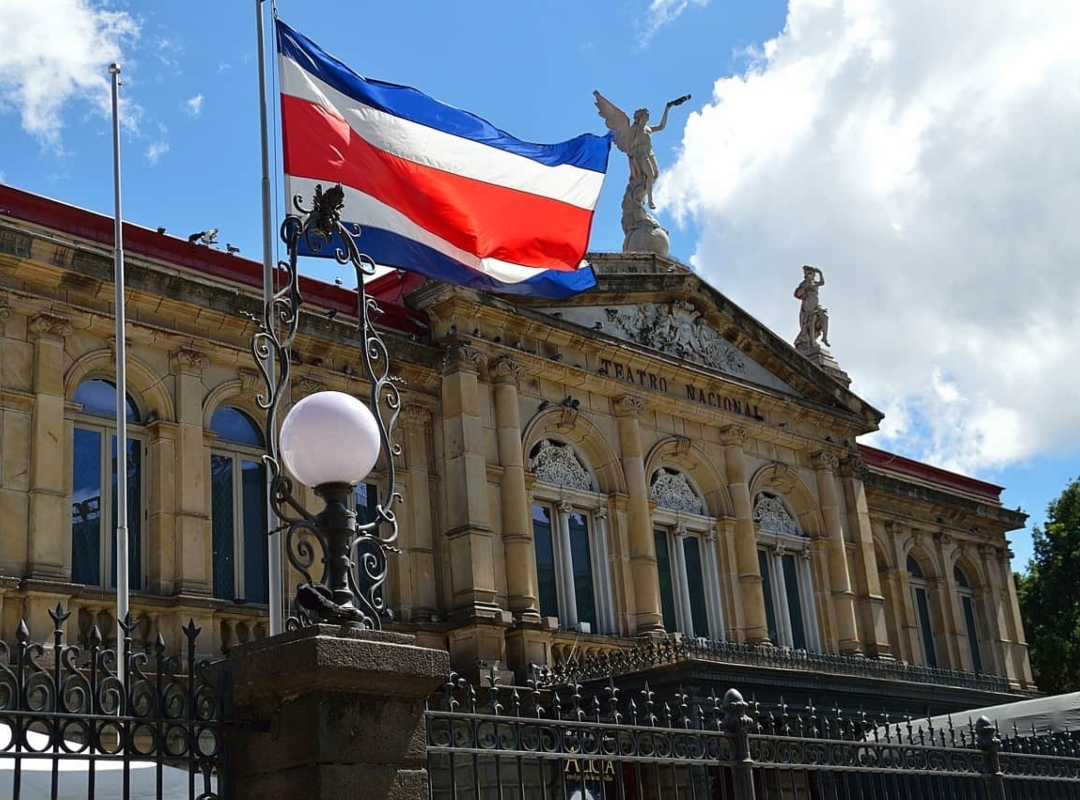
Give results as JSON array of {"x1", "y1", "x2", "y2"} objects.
[
  {"x1": 426, "y1": 671, "x2": 1080, "y2": 800},
  {"x1": 548, "y1": 635, "x2": 1014, "y2": 694},
  {"x1": 0, "y1": 604, "x2": 222, "y2": 800}
]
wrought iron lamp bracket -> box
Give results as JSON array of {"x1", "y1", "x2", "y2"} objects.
[{"x1": 252, "y1": 184, "x2": 402, "y2": 631}]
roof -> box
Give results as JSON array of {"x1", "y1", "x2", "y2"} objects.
[
  {"x1": 0, "y1": 183, "x2": 428, "y2": 335},
  {"x1": 859, "y1": 443, "x2": 1004, "y2": 503}
]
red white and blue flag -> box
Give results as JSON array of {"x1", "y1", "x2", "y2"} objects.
[{"x1": 276, "y1": 20, "x2": 609, "y2": 298}]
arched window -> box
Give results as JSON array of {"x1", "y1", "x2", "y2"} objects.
[
  {"x1": 955, "y1": 565, "x2": 983, "y2": 673},
  {"x1": 650, "y1": 468, "x2": 724, "y2": 640},
  {"x1": 210, "y1": 408, "x2": 268, "y2": 604},
  {"x1": 754, "y1": 493, "x2": 819, "y2": 651},
  {"x1": 71, "y1": 379, "x2": 144, "y2": 590},
  {"x1": 907, "y1": 555, "x2": 937, "y2": 668},
  {"x1": 528, "y1": 440, "x2": 614, "y2": 634}
]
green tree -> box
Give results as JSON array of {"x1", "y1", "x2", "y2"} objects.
[{"x1": 1017, "y1": 477, "x2": 1080, "y2": 694}]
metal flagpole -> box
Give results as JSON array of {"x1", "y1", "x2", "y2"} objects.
[
  {"x1": 108, "y1": 63, "x2": 130, "y2": 654},
  {"x1": 256, "y1": 0, "x2": 283, "y2": 635}
]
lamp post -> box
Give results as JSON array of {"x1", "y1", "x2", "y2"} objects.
[{"x1": 251, "y1": 184, "x2": 401, "y2": 630}]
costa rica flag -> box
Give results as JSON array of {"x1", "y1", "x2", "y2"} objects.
[{"x1": 276, "y1": 20, "x2": 609, "y2": 298}]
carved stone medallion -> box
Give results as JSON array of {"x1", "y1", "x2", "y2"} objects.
[
  {"x1": 753, "y1": 493, "x2": 803, "y2": 537},
  {"x1": 649, "y1": 468, "x2": 704, "y2": 515},
  {"x1": 528, "y1": 440, "x2": 593, "y2": 492}
]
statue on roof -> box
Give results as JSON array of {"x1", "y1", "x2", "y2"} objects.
[
  {"x1": 594, "y1": 91, "x2": 690, "y2": 256},
  {"x1": 793, "y1": 264, "x2": 830, "y2": 350}
]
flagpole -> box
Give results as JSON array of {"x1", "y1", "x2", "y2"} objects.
[
  {"x1": 108, "y1": 63, "x2": 130, "y2": 655},
  {"x1": 256, "y1": 0, "x2": 283, "y2": 636}
]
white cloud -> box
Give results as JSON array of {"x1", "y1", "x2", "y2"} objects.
[
  {"x1": 640, "y1": 0, "x2": 709, "y2": 46},
  {"x1": 660, "y1": 0, "x2": 1080, "y2": 475},
  {"x1": 145, "y1": 140, "x2": 168, "y2": 164},
  {"x1": 184, "y1": 93, "x2": 203, "y2": 118},
  {"x1": 0, "y1": 0, "x2": 140, "y2": 148}
]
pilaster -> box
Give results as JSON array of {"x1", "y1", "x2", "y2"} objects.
[
  {"x1": 811, "y1": 451, "x2": 860, "y2": 654},
  {"x1": 614, "y1": 396, "x2": 662, "y2": 633},
  {"x1": 172, "y1": 347, "x2": 210, "y2": 595},
  {"x1": 489, "y1": 358, "x2": 539, "y2": 622},
  {"x1": 27, "y1": 313, "x2": 72, "y2": 579},
  {"x1": 399, "y1": 403, "x2": 438, "y2": 621},
  {"x1": 721, "y1": 425, "x2": 768, "y2": 644},
  {"x1": 840, "y1": 455, "x2": 891, "y2": 658},
  {"x1": 441, "y1": 344, "x2": 497, "y2": 615}
]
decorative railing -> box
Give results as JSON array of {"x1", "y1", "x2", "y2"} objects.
[
  {"x1": 543, "y1": 635, "x2": 1014, "y2": 693},
  {"x1": 0, "y1": 604, "x2": 223, "y2": 800},
  {"x1": 427, "y1": 669, "x2": 1080, "y2": 800}
]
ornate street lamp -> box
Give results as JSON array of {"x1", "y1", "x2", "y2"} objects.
[{"x1": 251, "y1": 184, "x2": 401, "y2": 630}]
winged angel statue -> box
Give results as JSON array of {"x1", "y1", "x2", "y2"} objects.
[{"x1": 594, "y1": 91, "x2": 690, "y2": 254}]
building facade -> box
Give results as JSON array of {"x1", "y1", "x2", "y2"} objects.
[{"x1": 0, "y1": 185, "x2": 1034, "y2": 711}]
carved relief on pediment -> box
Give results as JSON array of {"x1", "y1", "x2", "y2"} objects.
[
  {"x1": 603, "y1": 301, "x2": 748, "y2": 376},
  {"x1": 753, "y1": 493, "x2": 804, "y2": 537},
  {"x1": 649, "y1": 468, "x2": 704, "y2": 515},
  {"x1": 528, "y1": 439, "x2": 593, "y2": 492}
]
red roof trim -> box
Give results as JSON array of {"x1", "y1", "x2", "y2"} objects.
[
  {"x1": 0, "y1": 184, "x2": 427, "y2": 335},
  {"x1": 858, "y1": 443, "x2": 1003, "y2": 502}
]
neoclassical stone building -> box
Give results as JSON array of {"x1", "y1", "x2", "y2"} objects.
[{"x1": 0, "y1": 185, "x2": 1033, "y2": 711}]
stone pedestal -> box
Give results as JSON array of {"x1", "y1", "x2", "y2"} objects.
[
  {"x1": 224, "y1": 624, "x2": 450, "y2": 800},
  {"x1": 796, "y1": 342, "x2": 850, "y2": 386}
]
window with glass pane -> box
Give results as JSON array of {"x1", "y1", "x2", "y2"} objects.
[
  {"x1": 71, "y1": 380, "x2": 143, "y2": 590},
  {"x1": 210, "y1": 408, "x2": 268, "y2": 603},
  {"x1": 532, "y1": 505, "x2": 559, "y2": 620},
  {"x1": 568, "y1": 512, "x2": 596, "y2": 630},
  {"x1": 781, "y1": 554, "x2": 807, "y2": 650},
  {"x1": 914, "y1": 587, "x2": 937, "y2": 667},
  {"x1": 961, "y1": 595, "x2": 982, "y2": 673},
  {"x1": 655, "y1": 531, "x2": 677, "y2": 632},
  {"x1": 759, "y1": 549, "x2": 778, "y2": 644},
  {"x1": 351, "y1": 482, "x2": 380, "y2": 603},
  {"x1": 682, "y1": 536, "x2": 710, "y2": 638}
]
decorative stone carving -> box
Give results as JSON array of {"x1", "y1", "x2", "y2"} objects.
[
  {"x1": 489, "y1": 358, "x2": 526, "y2": 385},
  {"x1": 766, "y1": 463, "x2": 799, "y2": 495},
  {"x1": 842, "y1": 455, "x2": 868, "y2": 481},
  {"x1": 603, "y1": 302, "x2": 748, "y2": 376},
  {"x1": 649, "y1": 468, "x2": 704, "y2": 516},
  {"x1": 673, "y1": 436, "x2": 692, "y2": 458},
  {"x1": 558, "y1": 500, "x2": 575, "y2": 515},
  {"x1": 170, "y1": 346, "x2": 208, "y2": 376},
  {"x1": 772, "y1": 541, "x2": 787, "y2": 557},
  {"x1": 799, "y1": 547, "x2": 813, "y2": 562},
  {"x1": 294, "y1": 376, "x2": 324, "y2": 397},
  {"x1": 445, "y1": 343, "x2": 488, "y2": 373},
  {"x1": 811, "y1": 451, "x2": 839, "y2": 472},
  {"x1": 615, "y1": 395, "x2": 644, "y2": 417},
  {"x1": 673, "y1": 524, "x2": 688, "y2": 539},
  {"x1": 29, "y1": 312, "x2": 72, "y2": 340},
  {"x1": 753, "y1": 493, "x2": 803, "y2": 537},
  {"x1": 528, "y1": 440, "x2": 593, "y2": 492},
  {"x1": 239, "y1": 369, "x2": 262, "y2": 395},
  {"x1": 0, "y1": 294, "x2": 10, "y2": 327},
  {"x1": 595, "y1": 505, "x2": 608, "y2": 521},
  {"x1": 557, "y1": 395, "x2": 580, "y2": 431},
  {"x1": 719, "y1": 425, "x2": 748, "y2": 448}
]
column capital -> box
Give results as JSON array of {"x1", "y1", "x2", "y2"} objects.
[
  {"x1": 614, "y1": 395, "x2": 645, "y2": 417},
  {"x1": 29, "y1": 312, "x2": 72, "y2": 341},
  {"x1": 811, "y1": 450, "x2": 839, "y2": 472},
  {"x1": 488, "y1": 357, "x2": 526, "y2": 385},
  {"x1": 400, "y1": 402, "x2": 433, "y2": 428},
  {"x1": 595, "y1": 505, "x2": 609, "y2": 521},
  {"x1": 719, "y1": 425, "x2": 748, "y2": 448},
  {"x1": 170, "y1": 346, "x2": 209, "y2": 376},
  {"x1": 557, "y1": 500, "x2": 574, "y2": 515},
  {"x1": 673, "y1": 523, "x2": 688, "y2": 539},
  {"x1": 884, "y1": 520, "x2": 905, "y2": 537},
  {"x1": 445, "y1": 342, "x2": 488, "y2": 374},
  {"x1": 840, "y1": 453, "x2": 868, "y2": 480}
]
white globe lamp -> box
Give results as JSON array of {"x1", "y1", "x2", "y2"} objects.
[{"x1": 279, "y1": 391, "x2": 381, "y2": 488}]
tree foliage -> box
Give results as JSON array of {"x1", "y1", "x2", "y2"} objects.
[{"x1": 1017, "y1": 477, "x2": 1080, "y2": 694}]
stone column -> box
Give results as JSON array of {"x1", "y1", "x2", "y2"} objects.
[
  {"x1": 27, "y1": 313, "x2": 72, "y2": 580},
  {"x1": 592, "y1": 506, "x2": 616, "y2": 634},
  {"x1": 672, "y1": 525, "x2": 693, "y2": 634},
  {"x1": 614, "y1": 396, "x2": 663, "y2": 634},
  {"x1": 555, "y1": 501, "x2": 579, "y2": 629},
  {"x1": 489, "y1": 358, "x2": 539, "y2": 622},
  {"x1": 400, "y1": 404, "x2": 438, "y2": 621},
  {"x1": 935, "y1": 534, "x2": 963, "y2": 669},
  {"x1": 977, "y1": 543, "x2": 1010, "y2": 680},
  {"x1": 721, "y1": 425, "x2": 768, "y2": 644},
  {"x1": 0, "y1": 296, "x2": 30, "y2": 577},
  {"x1": 811, "y1": 451, "x2": 860, "y2": 654},
  {"x1": 997, "y1": 547, "x2": 1034, "y2": 687},
  {"x1": 441, "y1": 344, "x2": 497, "y2": 614},
  {"x1": 702, "y1": 529, "x2": 726, "y2": 640},
  {"x1": 225, "y1": 625, "x2": 450, "y2": 799},
  {"x1": 172, "y1": 347, "x2": 211, "y2": 595},
  {"x1": 840, "y1": 455, "x2": 892, "y2": 658}
]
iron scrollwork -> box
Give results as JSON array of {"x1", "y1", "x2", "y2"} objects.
[{"x1": 252, "y1": 183, "x2": 402, "y2": 630}]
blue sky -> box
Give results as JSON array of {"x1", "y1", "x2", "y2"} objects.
[{"x1": 2, "y1": 0, "x2": 1078, "y2": 569}]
